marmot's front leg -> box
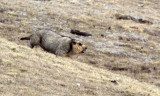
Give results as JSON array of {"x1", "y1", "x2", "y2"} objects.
[
  {"x1": 65, "y1": 55, "x2": 71, "y2": 59},
  {"x1": 55, "y1": 49, "x2": 67, "y2": 56}
]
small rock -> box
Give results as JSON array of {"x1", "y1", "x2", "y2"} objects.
[
  {"x1": 149, "y1": 47, "x2": 154, "y2": 50},
  {"x1": 105, "y1": 87, "x2": 108, "y2": 91},
  {"x1": 110, "y1": 80, "x2": 118, "y2": 85},
  {"x1": 101, "y1": 34, "x2": 105, "y2": 37},
  {"x1": 108, "y1": 26, "x2": 111, "y2": 30},
  {"x1": 76, "y1": 83, "x2": 80, "y2": 87}
]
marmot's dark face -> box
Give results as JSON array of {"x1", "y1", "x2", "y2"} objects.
[{"x1": 72, "y1": 41, "x2": 87, "y2": 54}]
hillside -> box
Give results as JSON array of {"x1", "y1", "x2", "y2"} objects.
[
  {"x1": 0, "y1": 38, "x2": 160, "y2": 96},
  {"x1": 0, "y1": 0, "x2": 160, "y2": 96}
]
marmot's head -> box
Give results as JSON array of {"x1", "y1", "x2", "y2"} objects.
[{"x1": 69, "y1": 39, "x2": 87, "y2": 55}]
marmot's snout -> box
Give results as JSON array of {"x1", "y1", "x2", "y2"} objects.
[
  {"x1": 79, "y1": 43, "x2": 87, "y2": 53},
  {"x1": 82, "y1": 47, "x2": 87, "y2": 53}
]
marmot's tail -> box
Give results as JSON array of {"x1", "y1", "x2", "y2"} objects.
[{"x1": 20, "y1": 36, "x2": 30, "y2": 40}]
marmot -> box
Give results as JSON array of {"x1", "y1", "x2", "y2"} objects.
[{"x1": 20, "y1": 30, "x2": 87, "y2": 57}]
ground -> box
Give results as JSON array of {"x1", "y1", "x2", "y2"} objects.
[{"x1": 0, "y1": 0, "x2": 160, "y2": 96}]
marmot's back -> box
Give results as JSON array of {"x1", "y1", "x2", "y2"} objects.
[{"x1": 41, "y1": 32, "x2": 72, "y2": 55}]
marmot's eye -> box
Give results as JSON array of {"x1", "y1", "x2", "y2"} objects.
[
  {"x1": 73, "y1": 42, "x2": 76, "y2": 45},
  {"x1": 79, "y1": 43, "x2": 82, "y2": 46}
]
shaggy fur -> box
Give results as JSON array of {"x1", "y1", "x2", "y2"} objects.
[{"x1": 20, "y1": 30, "x2": 87, "y2": 56}]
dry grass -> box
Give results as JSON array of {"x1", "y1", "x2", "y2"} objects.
[
  {"x1": 0, "y1": 38, "x2": 160, "y2": 96},
  {"x1": 0, "y1": 0, "x2": 160, "y2": 95}
]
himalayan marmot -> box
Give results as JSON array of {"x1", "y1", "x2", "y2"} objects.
[{"x1": 20, "y1": 30, "x2": 87, "y2": 57}]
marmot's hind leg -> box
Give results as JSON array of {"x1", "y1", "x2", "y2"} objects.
[
  {"x1": 30, "y1": 34, "x2": 41, "y2": 48},
  {"x1": 30, "y1": 43, "x2": 35, "y2": 48}
]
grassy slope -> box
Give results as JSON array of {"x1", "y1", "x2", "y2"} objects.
[
  {"x1": 0, "y1": 38, "x2": 160, "y2": 96},
  {"x1": 0, "y1": 0, "x2": 160, "y2": 95}
]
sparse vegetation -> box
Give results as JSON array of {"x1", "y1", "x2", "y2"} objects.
[{"x1": 0, "y1": 0, "x2": 160, "y2": 96}]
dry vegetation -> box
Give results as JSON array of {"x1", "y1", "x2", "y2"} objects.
[{"x1": 0, "y1": 0, "x2": 160, "y2": 95}]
